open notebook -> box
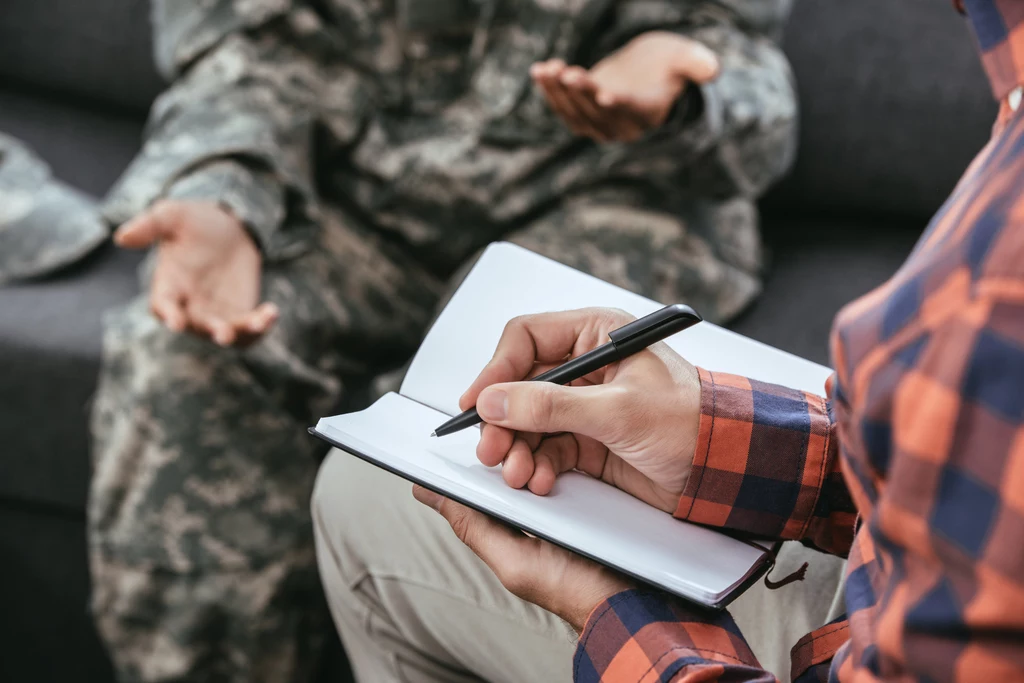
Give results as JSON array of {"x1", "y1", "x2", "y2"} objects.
[{"x1": 311, "y1": 242, "x2": 832, "y2": 608}]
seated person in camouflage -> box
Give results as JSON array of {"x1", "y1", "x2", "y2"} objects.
[{"x1": 89, "y1": 0, "x2": 797, "y2": 681}]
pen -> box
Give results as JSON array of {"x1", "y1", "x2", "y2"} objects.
[{"x1": 431, "y1": 304, "x2": 702, "y2": 437}]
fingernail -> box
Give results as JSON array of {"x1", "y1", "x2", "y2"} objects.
[{"x1": 477, "y1": 389, "x2": 508, "y2": 421}]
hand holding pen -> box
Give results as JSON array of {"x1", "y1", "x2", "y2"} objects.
[{"x1": 436, "y1": 306, "x2": 704, "y2": 512}]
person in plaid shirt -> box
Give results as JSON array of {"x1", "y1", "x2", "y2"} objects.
[{"x1": 406, "y1": 0, "x2": 1024, "y2": 680}]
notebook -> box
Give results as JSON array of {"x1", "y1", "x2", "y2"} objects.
[{"x1": 310, "y1": 242, "x2": 832, "y2": 608}]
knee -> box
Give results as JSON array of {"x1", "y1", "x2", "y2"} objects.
[{"x1": 311, "y1": 451, "x2": 411, "y2": 565}]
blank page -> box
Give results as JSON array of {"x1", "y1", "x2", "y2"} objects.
[
  {"x1": 314, "y1": 393, "x2": 770, "y2": 607},
  {"x1": 401, "y1": 243, "x2": 832, "y2": 416}
]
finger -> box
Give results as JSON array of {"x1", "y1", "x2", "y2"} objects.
[
  {"x1": 522, "y1": 431, "x2": 543, "y2": 451},
  {"x1": 502, "y1": 436, "x2": 536, "y2": 489},
  {"x1": 477, "y1": 423, "x2": 514, "y2": 467},
  {"x1": 231, "y1": 302, "x2": 280, "y2": 345},
  {"x1": 187, "y1": 301, "x2": 235, "y2": 346},
  {"x1": 560, "y1": 68, "x2": 614, "y2": 142},
  {"x1": 668, "y1": 40, "x2": 719, "y2": 84},
  {"x1": 477, "y1": 381, "x2": 620, "y2": 441},
  {"x1": 528, "y1": 433, "x2": 580, "y2": 495},
  {"x1": 537, "y1": 61, "x2": 591, "y2": 138},
  {"x1": 150, "y1": 287, "x2": 188, "y2": 333},
  {"x1": 415, "y1": 486, "x2": 541, "y2": 591},
  {"x1": 532, "y1": 61, "x2": 569, "y2": 120},
  {"x1": 412, "y1": 484, "x2": 445, "y2": 511},
  {"x1": 459, "y1": 308, "x2": 633, "y2": 410},
  {"x1": 114, "y1": 203, "x2": 179, "y2": 249}
]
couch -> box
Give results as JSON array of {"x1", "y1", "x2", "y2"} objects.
[{"x1": 0, "y1": 0, "x2": 996, "y2": 681}]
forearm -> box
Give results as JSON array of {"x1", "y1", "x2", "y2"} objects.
[
  {"x1": 601, "y1": 0, "x2": 797, "y2": 197},
  {"x1": 103, "y1": 0, "x2": 366, "y2": 260},
  {"x1": 672, "y1": 21, "x2": 797, "y2": 197}
]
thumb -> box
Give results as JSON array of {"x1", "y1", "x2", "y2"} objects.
[
  {"x1": 114, "y1": 202, "x2": 178, "y2": 249},
  {"x1": 476, "y1": 382, "x2": 617, "y2": 440},
  {"x1": 669, "y1": 40, "x2": 720, "y2": 84}
]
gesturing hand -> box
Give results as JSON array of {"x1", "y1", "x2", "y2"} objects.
[
  {"x1": 532, "y1": 31, "x2": 720, "y2": 143},
  {"x1": 114, "y1": 200, "x2": 278, "y2": 346},
  {"x1": 459, "y1": 307, "x2": 702, "y2": 513}
]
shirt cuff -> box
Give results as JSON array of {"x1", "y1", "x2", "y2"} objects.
[
  {"x1": 573, "y1": 589, "x2": 761, "y2": 683},
  {"x1": 164, "y1": 160, "x2": 313, "y2": 261},
  {"x1": 673, "y1": 367, "x2": 834, "y2": 541}
]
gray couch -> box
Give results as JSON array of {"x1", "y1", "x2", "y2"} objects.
[{"x1": 0, "y1": 1, "x2": 995, "y2": 681}]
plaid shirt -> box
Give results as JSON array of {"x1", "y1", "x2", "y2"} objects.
[{"x1": 574, "y1": 2, "x2": 1024, "y2": 681}]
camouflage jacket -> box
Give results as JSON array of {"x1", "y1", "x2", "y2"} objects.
[{"x1": 102, "y1": 0, "x2": 796, "y2": 273}]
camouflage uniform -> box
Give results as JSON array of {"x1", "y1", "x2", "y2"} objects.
[
  {"x1": 0, "y1": 133, "x2": 108, "y2": 284},
  {"x1": 88, "y1": 0, "x2": 796, "y2": 681}
]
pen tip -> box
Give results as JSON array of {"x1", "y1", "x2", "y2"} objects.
[{"x1": 430, "y1": 431, "x2": 437, "y2": 438}]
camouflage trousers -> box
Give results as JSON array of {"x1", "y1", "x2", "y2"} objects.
[{"x1": 88, "y1": 191, "x2": 763, "y2": 683}]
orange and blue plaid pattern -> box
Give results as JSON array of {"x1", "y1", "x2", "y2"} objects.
[
  {"x1": 966, "y1": 0, "x2": 1024, "y2": 100},
  {"x1": 574, "y1": 2, "x2": 1024, "y2": 681}
]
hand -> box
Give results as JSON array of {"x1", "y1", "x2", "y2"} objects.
[
  {"x1": 412, "y1": 485, "x2": 632, "y2": 632},
  {"x1": 114, "y1": 200, "x2": 278, "y2": 346},
  {"x1": 531, "y1": 31, "x2": 719, "y2": 143},
  {"x1": 460, "y1": 308, "x2": 701, "y2": 513}
]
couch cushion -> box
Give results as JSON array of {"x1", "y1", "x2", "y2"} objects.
[
  {"x1": 0, "y1": 89, "x2": 146, "y2": 199},
  {"x1": 764, "y1": 0, "x2": 997, "y2": 222},
  {"x1": 731, "y1": 218, "x2": 921, "y2": 367},
  {"x1": 0, "y1": 245, "x2": 143, "y2": 512},
  {"x1": 0, "y1": 0, "x2": 162, "y2": 113}
]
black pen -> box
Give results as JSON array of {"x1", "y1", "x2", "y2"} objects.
[{"x1": 431, "y1": 304, "x2": 702, "y2": 437}]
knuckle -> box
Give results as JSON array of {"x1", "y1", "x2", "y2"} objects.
[
  {"x1": 604, "y1": 307, "x2": 635, "y2": 326},
  {"x1": 528, "y1": 385, "x2": 557, "y2": 429},
  {"x1": 603, "y1": 386, "x2": 646, "y2": 440},
  {"x1": 504, "y1": 315, "x2": 531, "y2": 335},
  {"x1": 151, "y1": 200, "x2": 183, "y2": 229},
  {"x1": 447, "y1": 507, "x2": 474, "y2": 546},
  {"x1": 151, "y1": 199, "x2": 176, "y2": 218}
]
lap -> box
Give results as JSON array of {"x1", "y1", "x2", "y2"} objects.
[
  {"x1": 312, "y1": 449, "x2": 847, "y2": 682},
  {"x1": 313, "y1": 450, "x2": 576, "y2": 683}
]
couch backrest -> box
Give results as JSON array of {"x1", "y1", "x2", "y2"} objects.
[
  {"x1": 0, "y1": 0, "x2": 162, "y2": 112},
  {"x1": 0, "y1": 0, "x2": 1001, "y2": 223},
  {"x1": 766, "y1": 0, "x2": 998, "y2": 222}
]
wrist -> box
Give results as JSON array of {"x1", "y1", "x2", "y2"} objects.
[
  {"x1": 163, "y1": 159, "x2": 285, "y2": 257},
  {"x1": 213, "y1": 201, "x2": 260, "y2": 251},
  {"x1": 561, "y1": 573, "x2": 634, "y2": 633}
]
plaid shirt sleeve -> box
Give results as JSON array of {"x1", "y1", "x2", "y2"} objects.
[
  {"x1": 673, "y1": 367, "x2": 857, "y2": 556},
  {"x1": 573, "y1": 589, "x2": 778, "y2": 683},
  {"x1": 573, "y1": 369, "x2": 857, "y2": 683}
]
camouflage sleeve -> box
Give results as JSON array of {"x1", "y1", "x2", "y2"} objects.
[
  {"x1": 606, "y1": 0, "x2": 798, "y2": 199},
  {"x1": 162, "y1": 161, "x2": 300, "y2": 257},
  {"x1": 101, "y1": 0, "x2": 368, "y2": 260}
]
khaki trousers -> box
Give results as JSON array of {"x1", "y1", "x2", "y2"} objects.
[{"x1": 312, "y1": 451, "x2": 848, "y2": 682}]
